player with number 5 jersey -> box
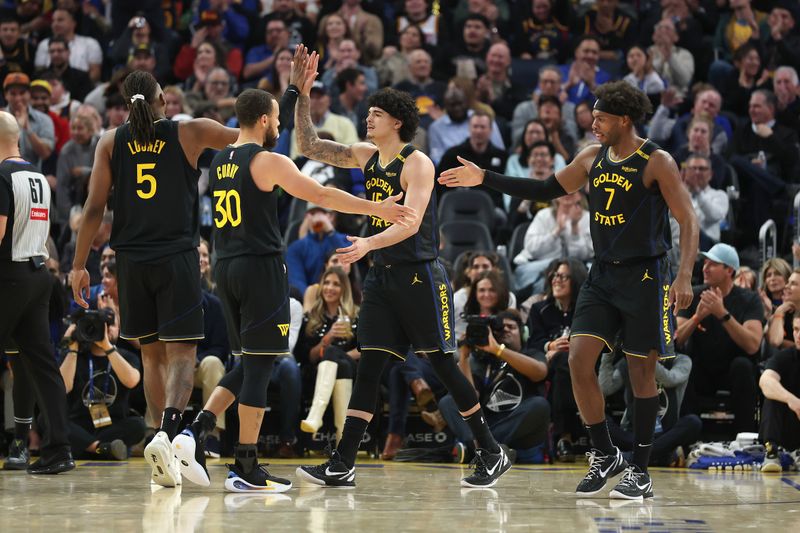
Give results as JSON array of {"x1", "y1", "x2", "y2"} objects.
[{"x1": 70, "y1": 71, "x2": 239, "y2": 489}]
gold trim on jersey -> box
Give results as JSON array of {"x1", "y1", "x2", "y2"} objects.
[
  {"x1": 571, "y1": 332, "x2": 612, "y2": 351},
  {"x1": 360, "y1": 346, "x2": 406, "y2": 360},
  {"x1": 119, "y1": 331, "x2": 159, "y2": 341},
  {"x1": 241, "y1": 349, "x2": 292, "y2": 356},
  {"x1": 377, "y1": 144, "x2": 409, "y2": 169},
  {"x1": 606, "y1": 139, "x2": 648, "y2": 163}
]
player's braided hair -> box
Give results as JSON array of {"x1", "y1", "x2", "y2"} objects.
[
  {"x1": 593, "y1": 81, "x2": 653, "y2": 124},
  {"x1": 122, "y1": 70, "x2": 159, "y2": 146},
  {"x1": 367, "y1": 88, "x2": 419, "y2": 142}
]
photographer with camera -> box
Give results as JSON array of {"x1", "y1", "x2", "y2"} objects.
[
  {"x1": 442, "y1": 309, "x2": 550, "y2": 463},
  {"x1": 59, "y1": 297, "x2": 145, "y2": 460}
]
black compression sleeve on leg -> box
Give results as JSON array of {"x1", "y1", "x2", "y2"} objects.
[
  {"x1": 483, "y1": 171, "x2": 568, "y2": 201},
  {"x1": 239, "y1": 355, "x2": 277, "y2": 409},
  {"x1": 218, "y1": 361, "x2": 243, "y2": 396}
]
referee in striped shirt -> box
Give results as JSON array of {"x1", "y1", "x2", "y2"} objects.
[{"x1": 0, "y1": 110, "x2": 74, "y2": 474}]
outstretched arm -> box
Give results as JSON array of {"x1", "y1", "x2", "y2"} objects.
[{"x1": 438, "y1": 145, "x2": 597, "y2": 200}]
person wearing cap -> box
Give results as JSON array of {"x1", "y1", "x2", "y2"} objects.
[
  {"x1": 289, "y1": 81, "x2": 358, "y2": 159},
  {"x1": 109, "y1": 15, "x2": 171, "y2": 83},
  {"x1": 286, "y1": 203, "x2": 350, "y2": 295},
  {"x1": 2, "y1": 71, "x2": 54, "y2": 172},
  {"x1": 675, "y1": 243, "x2": 764, "y2": 436},
  {"x1": 0, "y1": 109, "x2": 74, "y2": 475},
  {"x1": 44, "y1": 35, "x2": 92, "y2": 102},
  {"x1": 127, "y1": 43, "x2": 157, "y2": 79},
  {"x1": 173, "y1": 10, "x2": 244, "y2": 81},
  {"x1": 29, "y1": 79, "x2": 69, "y2": 154},
  {"x1": 34, "y1": 8, "x2": 102, "y2": 82}
]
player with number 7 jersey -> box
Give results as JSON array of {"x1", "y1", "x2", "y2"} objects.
[{"x1": 70, "y1": 71, "x2": 239, "y2": 489}]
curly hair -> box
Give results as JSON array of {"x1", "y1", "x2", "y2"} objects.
[
  {"x1": 366, "y1": 88, "x2": 419, "y2": 142},
  {"x1": 593, "y1": 80, "x2": 653, "y2": 123}
]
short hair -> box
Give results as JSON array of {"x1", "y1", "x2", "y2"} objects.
[
  {"x1": 538, "y1": 94, "x2": 561, "y2": 111},
  {"x1": 464, "y1": 13, "x2": 490, "y2": 29},
  {"x1": 733, "y1": 42, "x2": 759, "y2": 64},
  {"x1": 686, "y1": 152, "x2": 711, "y2": 165},
  {"x1": 573, "y1": 34, "x2": 601, "y2": 53},
  {"x1": 0, "y1": 17, "x2": 19, "y2": 26},
  {"x1": 366, "y1": 88, "x2": 419, "y2": 142},
  {"x1": 105, "y1": 92, "x2": 126, "y2": 110},
  {"x1": 529, "y1": 140, "x2": 556, "y2": 158},
  {"x1": 687, "y1": 113, "x2": 714, "y2": 135},
  {"x1": 469, "y1": 109, "x2": 493, "y2": 124},
  {"x1": 538, "y1": 65, "x2": 562, "y2": 80},
  {"x1": 753, "y1": 88, "x2": 778, "y2": 111},
  {"x1": 235, "y1": 88, "x2": 277, "y2": 127},
  {"x1": 776, "y1": 66, "x2": 799, "y2": 85},
  {"x1": 496, "y1": 309, "x2": 524, "y2": 334},
  {"x1": 48, "y1": 35, "x2": 68, "y2": 50},
  {"x1": 336, "y1": 67, "x2": 364, "y2": 94},
  {"x1": 593, "y1": 80, "x2": 653, "y2": 123}
]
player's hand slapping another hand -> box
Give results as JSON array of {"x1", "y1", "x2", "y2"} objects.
[
  {"x1": 438, "y1": 156, "x2": 485, "y2": 188},
  {"x1": 373, "y1": 192, "x2": 417, "y2": 228},
  {"x1": 337, "y1": 236, "x2": 373, "y2": 265}
]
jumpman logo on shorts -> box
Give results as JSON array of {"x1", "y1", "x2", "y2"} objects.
[
  {"x1": 641, "y1": 269, "x2": 653, "y2": 282},
  {"x1": 412, "y1": 273, "x2": 422, "y2": 285}
]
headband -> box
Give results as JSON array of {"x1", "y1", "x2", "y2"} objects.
[{"x1": 593, "y1": 98, "x2": 626, "y2": 117}]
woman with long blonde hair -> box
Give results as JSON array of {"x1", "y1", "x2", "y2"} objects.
[{"x1": 295, "y1": 267, "x2": 359, "y2": 442}]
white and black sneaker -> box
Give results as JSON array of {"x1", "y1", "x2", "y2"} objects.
[
  {"x1": 296, "y1": 450, "x2": 356, "y2": 487},
  {"x1": 460, "y1": 445, "x2": 512, "y2": 488},
  {"x1": 575, "y1": 447, "x2": 628, "y2": 497},
  {"x1": 145, "y1": 431, "x2": 181, "y2": 487},
  {"x1": 173, "y1": 428, "x2": 210, "y2": 487},
  {"x1": 609, "y1": 465, "x2": 654, "y2": 500}
]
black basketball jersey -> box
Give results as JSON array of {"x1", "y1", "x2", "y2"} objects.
[
  {"x1": 109, "y1": 119, "x2": 200, "y2": 262},
  {"x1": 208, "y1": 143, "x2": 282, "y2": 259},
  {"x1": 587, "y1": 139, "x2": 671, "y2": 263},
  {"x1": 363, "y1": 144, "x2": 437, "y2": 265}
]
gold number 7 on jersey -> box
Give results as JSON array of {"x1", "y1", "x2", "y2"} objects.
[
  {"x1": 603, "y1": 187, "x2": 615, "y2": 211},
  {"x1": 136, "y1": 163, "x2": 157, "y2": 199}
]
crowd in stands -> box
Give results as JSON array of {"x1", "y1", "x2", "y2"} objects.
[{"x1": 2, "y1": 0, "x2": 800, "y2": 470}]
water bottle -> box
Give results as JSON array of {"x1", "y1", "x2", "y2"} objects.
[
  {"x1": 560, "y1": 326, "x2": 571, "y2": 339},
  {"x1": 496, "y1": 244, "x2": 507, "y2": 258},
  {"x1": 200, "y1": 195, "x2": 212, "y2": 227}
]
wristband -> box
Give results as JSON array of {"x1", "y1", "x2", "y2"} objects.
[
  {"x1": 495, "y1": 343, "x2": 506, "y2": 357},
  {"x1": 104, "y1": 345, "x2": 116, "y2": 356},
  {"x1": 720, "y1": 313, "x2": 732, "y2": 323}
]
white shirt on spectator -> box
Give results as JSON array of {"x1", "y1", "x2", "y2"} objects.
[
  {"x1": 35, "y1": 35, "x2": 103, "y2": 73},
  {"x1": 514, "y1": 207, "x2": 593, "y2": 265}
]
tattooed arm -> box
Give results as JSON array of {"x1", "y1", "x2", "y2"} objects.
[{"x1": 295, "y1": 94, "x2": 375, "y2": 168}]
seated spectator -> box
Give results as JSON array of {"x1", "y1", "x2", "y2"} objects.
[
  {"x1": 506, "y1": 119, "x2": 566, "y2": 179},
  {"x1": 191, "y1": 5, "x2": 248, "y2": 48},
  {"x1": 256, "y1": 47, "x2": 295, "y2": 98},
  {"x1": 262, "y1": 0, "x2": 316, "y2": 49},
  {"x1": 475, "y1": 42, "x2": 527, "y2": 122},
  {"x1": 287, "y1": 203, "x2": 350, "y2": 295},
  {"x1": 316, "y1": 12, "x2": 352, "y2": 73},
  {"x1": 676, "y1": 243, "x2": 764, "y2": 436},
  {"x1": 393, "y1": 49, "x2": 447, "y2": 128},
  {"x1": 760, "y1": 257, "x2": 792, "y2": 315},
  {"x1": 766, "y1": 267, "x2": 799, "y2": 350},
  {"x1": 760, "y1": 2, "x2": 800, "y2": 73},
  {"x1": 576, "y1": 0, "x2": 635, "y2": 61},
  {"x1": 189, "y1": 67, "x2": 237, "y2": 123},
  {"x1": 59, "y1": 301, "x2": 145, "y2": 460},
  {"x1": 41, "y1": 71, "x2": 80, "y2": 121},
  {"x1": 454, "y1": 252, "x2": 518, "y2": 339},
  {"x1": 397, "y1": 0, "x2": 446, "y2": 47},
  {"x1": 573, "y1": 100, "x2": 599, "y2": 152},
  {"x1": 125, "y1": 43, "x2": 159, "y2": 85},
  {"x1": 243, "y1": 18, "x2": 290, "y2": 83},
  {"x1": 55, "y1": 113, "x2": 97, "y2": 229},
  {"x1": 376, "y1": 24, "x2": 426, "y2": 87},
  {"x1": 623, "y1": 45, "x2": 665, "y2": 98},
  {"x1": 436, "y1": 111, "x2": 508, "y2": 210},
  {"x1": 104, "y1": 93, "x2": 129, "y2": 131},
  {"x1": 2, "y1": 72, "x2": 54, "y2": 171},
  {"x1": 538, "y1": 95, "x2": 576, "y2": 162},
  {"x1": 507, "y1": 141, "x2": 558, "y2": 232},
  {"x1": 108, "y1": 14, "x2": 170, "y2": 84},
  {"x1": 713, "y1": 0, "x2": 768, "y2": 63},
  {"x1": 0, "y1": 17, "x2": 35, "y2": 82},
  {"x1": 320, "y1": 39, "x2": 379, "y2": 102},
  {"x1": 600, "y1": 351, "x2": 702, "y2": 466},
  {"x1": 28, "y1": 79, "x2": 69, "y2": 176},
  {"x1": 303, "y1": 249, "x2": 362, "y2": 310},
  {"x1": 294, "y1": 267, "x2": 359, "y2": 442},
  {"x1": 510, "y1": 0, "x2": 571, "y2": 63},
  {"x1": 649, "y1": 86, "x2": 731, "y2": 154},
  {"x1": 164, "y1": 85, "x2": 193, "y2": 120},
  {"x1": 335, "y1": 0, "x2": 384, "y2": 64},
  {"x1": 673, "y1": 153, "x2": 729, "y2": 250},
  {"x1": 735, "y1": 265, "x2": 758, "y2": 290},
  {"x1": 773, "y1": 66, "x2": 800, "y2": 133},
  {"x1": 289, "y1": 81, "x2": 358, "y2": 159},
  {"x1": 34, "y1": 8, "x2": 102, "y2": 82},
  {"x1": 428, "y1": 85, "x2": 505, "y2": 166},
  {"x1": 511, "y1": 65, "x2": 577, "y2": 147},
  {"x1": 443, "y1": 309, "x2": 550, "y2": 463},
  {"x1": 527, "y1": 258, "x2": 588, "y2": 461},
  {"x1": 759, "y1": 314, "x2": 800, "y2": 471},
  {"x1": 720, "y1": 42, "x2": 771, "y2": 114},
  {"x1": 434, "y1": 13, "x2": 492, "y2": 81},
  {"x1": 672, "y1": 114, "x2": 731, "y2": 190},
  {"x1": 331, "y1": 68, "x2": 369, "y2": 139},
  {"x1": 174, "y1": 12, "x2": 243, "y2": 82},
  {"x1": 82, "y1": 67, "x2": 129, "y2": 117},
  {"x1": 559, "y1": 35, "x2": 611, "y2": 105},
  {"x1": 514, "y1": 192, "x2": 593, "y2": 292},
  {"x1": 648, "y1": 17, "x2": 694, "y2": 98}
]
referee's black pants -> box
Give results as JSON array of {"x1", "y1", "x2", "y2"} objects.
[{"x1": 0, "y1": 261, "x2": 70, "y2": 457}]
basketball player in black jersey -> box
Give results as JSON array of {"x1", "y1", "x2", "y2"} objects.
[
  {"x1": 172, "y1": 80, "x2": 415, "y2": 491},
  {"x1": 293, "y1": 54, "x2": 512, "y2": 489},
  {"x1": 441, "y1": 81, "x2": 699, "y2": 500},
  {"x1": 70, "y1": 71, "x2": 239, "y2": 488}
]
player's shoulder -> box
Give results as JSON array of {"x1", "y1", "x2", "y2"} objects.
[{"x1": 404, "y1": 148, "x2": 433, "y2": 169}]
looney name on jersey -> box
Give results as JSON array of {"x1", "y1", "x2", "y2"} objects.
[{"x1": 127, "y1": 139, "x2": 166, "y2": 155}]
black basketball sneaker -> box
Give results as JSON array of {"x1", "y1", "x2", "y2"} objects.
[
  {"x1": 460, "y1": 445, "x2": 512, "y2": 488},
  {"x1": 296, "y1": 450, "x2": 356, "y2": 487},
  {"x1": 609, "y1": 465, "x2": 654, "y2": 500},
  {"x1": 225, "y1": 462, "x2": 292, "y2": 493},
  {"x1": 575, "y1": 447, "x2": 628, "y2": 497}
]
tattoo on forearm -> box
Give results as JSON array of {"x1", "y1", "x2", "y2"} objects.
[{"x1": 295, "y1": 95, "x2": 356, "y2": 167}]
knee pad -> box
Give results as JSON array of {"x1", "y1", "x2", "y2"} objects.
[
  {"x1": 238, "y1": 356, "x2": 276, "y2": 408},
  {"x1": 348, "y1": 349, "x2": 390, "y2": 413}
]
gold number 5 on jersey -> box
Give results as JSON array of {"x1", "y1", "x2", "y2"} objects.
[
  {"x1": 213, "y1": 189, "x2": 242, "y2": 228},
  {"x1": 136, "y1": 163, "x2": 157, "y2": 199}
]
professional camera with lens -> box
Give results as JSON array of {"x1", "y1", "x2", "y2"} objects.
[
  {"x1": 67, "y1": 307, "x2": 116, "y2": 344},
  {"x1": 463, "y1": 314, "x2": 505, "y2": 348}
]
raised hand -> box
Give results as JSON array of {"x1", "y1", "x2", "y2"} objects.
[
  {"x1": 336, "y1": 235, "x2": 372, "y2": 265},
  {"x1": 438, "y1": 156, "x2": 485, "y2": 188},
  {"x1": 298, "y1": 51, "x2": 319, "y2": 96},
  {"x1": 290, "y1": 44, "x2": 309, "y2": 87},
  {"x1": 373, "y1": 192, "x2": 417, "y2": 228}
]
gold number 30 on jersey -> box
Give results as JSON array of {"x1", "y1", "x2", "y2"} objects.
[{"x1": 213, "y1": 190, "x2": 242, "y2": 228}]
